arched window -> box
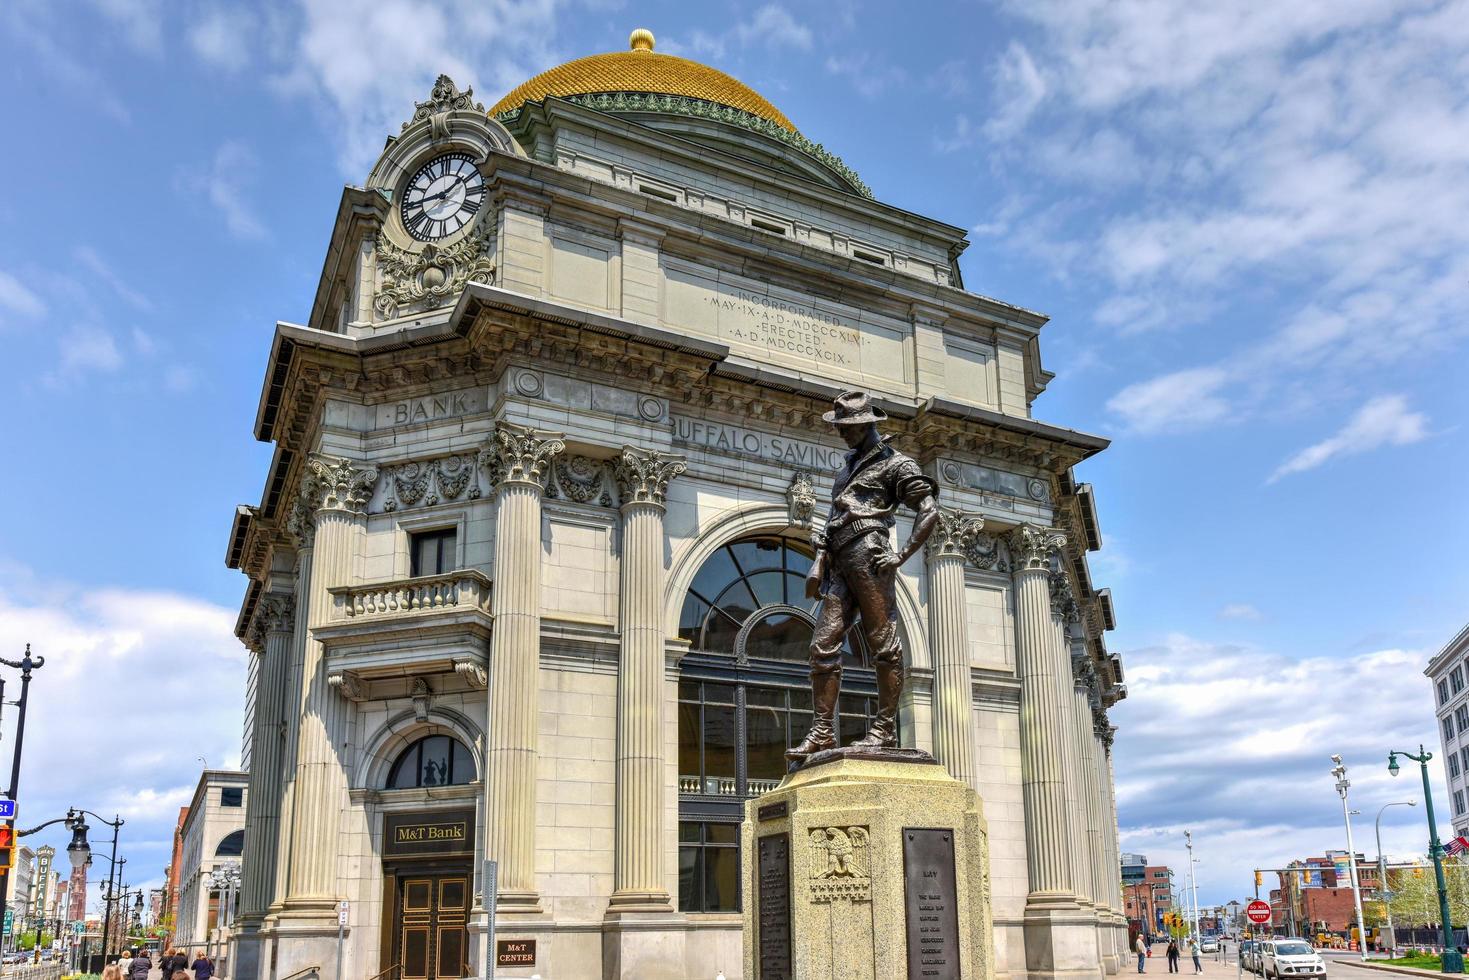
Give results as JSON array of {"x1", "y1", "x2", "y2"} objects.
[
  {"x1": 215, "y1": 830, "x2": 244, "y2": 857},
  {"x1": 387, "y1": 735, "x2": 477, "y2": 789},
  {"x1": 676, "y1": 534, "x2": 888, "y2": 914}
]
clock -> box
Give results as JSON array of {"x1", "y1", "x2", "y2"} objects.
[{"x1": 400, "y1": 152, "x2": 484, "y2": 242}]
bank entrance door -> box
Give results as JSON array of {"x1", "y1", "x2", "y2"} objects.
[{"x1": 396, "y1": 872, "x2": 469, "y2": 980}]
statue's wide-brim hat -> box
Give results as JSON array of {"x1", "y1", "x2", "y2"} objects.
[{"x1": 822, "y1": 390, "x2": 887, "y2": 426}]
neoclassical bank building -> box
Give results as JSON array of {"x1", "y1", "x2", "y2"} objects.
[{"x1": 225, "y1": 29, "x2": 1127, "y2": 980}]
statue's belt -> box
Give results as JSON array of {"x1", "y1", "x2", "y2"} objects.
[{"x1": 826, "y1": 519, "x2": 892, "y2": 554}]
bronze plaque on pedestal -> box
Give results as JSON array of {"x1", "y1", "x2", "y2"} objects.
[
  {"x1": 757, "y1": 833, "x2": 792, "y2": 980},
  {"x1": 903, "y1": 828, "x2": 961, "y2": 980}
]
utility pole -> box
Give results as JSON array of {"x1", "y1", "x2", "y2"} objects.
[
  {"x1": 0, "y1": 646, "x2": 44, "y2": 944},
  {"x1": 1331, "y1": 755, "x2": 1369, "y2": 961},
  {"x1": 1186, "y1": 830, "x2": 1202, "y2": 943}
]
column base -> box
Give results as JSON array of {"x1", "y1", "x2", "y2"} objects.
[
  {"x1": 268, "y1": 913, "x2": 348, "y2": 980},
  {"x1": 605, "y1": 889, "x2": 674, "y2": 914},
  {"x1": 602, "y1": 911, "x2": 688, "y2": 980},
  {"x1": 494, "y1": 889, "x2": 545, "y2": 915},
  {"x1": 229, "y1": 916, "x2": 266, "y2": 980},
  {"x1": 1024, "y1": 900, "x2": 1105, "y2": 980}
]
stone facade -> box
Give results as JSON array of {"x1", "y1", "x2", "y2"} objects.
[
  {"x1": 175, "y1": 771, "x2": 247, "y2": 952},
  {"x1": 225, "y1": 48, "x2": 1125, "y2": 980},
  {"x1": 1426, "y1": 623, "x2": 1469, "y2": 840}
]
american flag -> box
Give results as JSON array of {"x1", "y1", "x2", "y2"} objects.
[{"x1": 1445, "y1": 836, "x2": 1468, "y2": 858}]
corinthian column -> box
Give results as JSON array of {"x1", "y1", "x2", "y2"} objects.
[
  {"x1": 925, "y1": 508, "x2": 984, "y2": 787},
  {"x1": 1009, "y1": 523, "x2": 1079, "y2": 908},
  {"x1": 240, "y1": 593, "x2": 294, "y2": 923},
  {"x1": 282, "y1": 453, "x2": 377, "y2": 917},
  {"x1": 480, "y1": 422, "x2": 564, "y2": 913},
  {"x1": 1067, "y1": 639, "x2": 1102, "y2": 912},
  {"x1": 607, "y1": 447, "x2": 686, "y2": 913}
]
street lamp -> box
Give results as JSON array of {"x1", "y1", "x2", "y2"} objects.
[
  {"x1": 1376, "y1": 800, "x2": 1417, "y2": 957},
  {"x1": 1389, "y1": 747, "x2": 1464, "y2": 973},
  {"x1": 1331, "y1": 756, "x2": 1369, "y2": 962}
]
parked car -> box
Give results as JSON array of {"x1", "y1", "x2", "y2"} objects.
[
  {"x1": 1202, "y1": 938, "x2": 1220, "y2": 954},
  {"x1": 1260, "y1": 939, "x2": 1327, "y2": 978},
  {"x1": 1239, "y1": 940, "x2": 1258, "y2": 970}
]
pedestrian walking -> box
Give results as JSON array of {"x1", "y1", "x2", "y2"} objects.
[
  {"x1": 1136, "y1": 933, "x2": 1148, "y2": 973},
  {"x1": 127, "y1": 949, "x2": 151, "y2": 980},
  {"x1": 1166, "y1": 938, "x2": 1181, "y2": 973},
  {"x1": 118, "y1": 949, "x2": 133, "y2": 977},
  {"x1": 166, "y1": 947, "x2": 190, "y2": 975},
  {"x1": 1189, "y1": 937, "x2": 1203, "y2": 974},
  {"x1": 192, "y1": 948, "x2": 216, "y2": 979},
  {"x1": 101, "y1": 964, "x2": 123, "y2": 980}
]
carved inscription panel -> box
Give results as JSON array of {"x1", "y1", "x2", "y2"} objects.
[{"x1": 903, "y1": 828, "x2": 961, "y2": 980}]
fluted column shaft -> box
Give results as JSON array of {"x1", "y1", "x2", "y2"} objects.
[
  {"x1": 608, "y1": 447, "x2": 684, "y2": 911},
  {"x1": 482, "y1": 423, "x2": 564, "y2": 912},
  {"x1": 240, "y1": 595, "x2": 293, "y2": 920},
  {"x1": 926, "y1": 509, "x2": 983, "y2": 787},
  {"x1": 285, "y1": 507, "x2": 359, "y2": 909},
  {"x1": 1068, "y1": 660, "x2": 1101, "y2": 909},
  {"x1": 269, "y1": 549, "x2": 311, "y2": 916},
  {"x1": 1010, "y1": 525, "x2": 1078, "y2": 906}
]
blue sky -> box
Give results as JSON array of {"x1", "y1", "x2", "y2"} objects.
[{"x1": 1, "y1": 0, "x2": 1466, "y2": 910}]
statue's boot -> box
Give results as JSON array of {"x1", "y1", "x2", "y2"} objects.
[
  {"x1": 850, "y1": 659, "x2": 900, "y2": 749},
  {"x1": 787, "y1": 670, "x2": 839, "y2": 759}
]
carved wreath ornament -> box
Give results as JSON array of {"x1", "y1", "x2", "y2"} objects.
[
  {"x1": 374, "y1": 231, "x2": 495, "y2": 320},
  {"x1": 808, "y1": 826, "x2": 871, "y2": 903}
]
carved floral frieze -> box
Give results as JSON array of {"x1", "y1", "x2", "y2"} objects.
[{"x1": 381, "y1": 454, "x2": 483, "y2": 512}]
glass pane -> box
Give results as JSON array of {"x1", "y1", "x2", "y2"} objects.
[
  {"x1": 784, "y1": 545, "x2": 814, "y2": 573},
  {"x1": 842, "y1": 625, "x2": 869, "y2": 669},
  {"x1": 701, "y1": 605, "x2": 744, "y2": 654},
  {"x1": 389, "y1": 744, "x2": 420, "y2": 788},
  {"x1": 419, "y1": 736, "x2": 452, "y2": 786},
  {"x1": 789, "y1": 687, "x2": 812, "y2": 712},
  {"x1": 678, "y1": 846, "x2": 701, "y2": 911},
  {"x1": 679, "y1": 679, "x2": 700, "y2": 701},
  {"x1": 704, "y1": 704, "x2": 738, "y2": 785},
  {"x1": 678, "y1": 701, "x2": 702, "y2": 787},
  {"x1": 744, "y1": 612, "x2": 812, "y2": 663},
  {"x1": 702, "y1": 683, "x2": 736, "y2": 704},
  {"x1": 678, "y1": 821, "x2": 701, "y2": 844},
  {"x1": 411, "y1": 535, "x2": 431, "y2": 577},
  {"x1": 782, "y1": 570, "x2": 806, "y2": 604},
  {"x1": 450, "y1": 739, "x2": 475, "y2": 784},
  {"x1": 730, "y1": 538, "x2": 783, "y2": 574},
  {"x1": 679, "y1": 593, "x2": 711, "y2": 645},
  {"x1": 439, "y1": 530, "x2": 458, "y2": 571},
  {"x1": 746, "y1": 687, "x2": 787, "y2": 708},
  {"x1": 746, "y1": 702, "x2": 787, "y2": 784},
  {"x1": 745, "y1": 570, "x2": 785, "y2": 608},
  {"x1": 707, "y1": 823, "x2": 739, "y2": 844},
  {"x1": 690, "y1": 548, "x2": 739, "y2": 607},
  {"x1": 838, "y1": 695, "x2": 873, "y2": 747},
  {"x1": 705, "y1": 846, "x2": 742, "y2": 912},
  {"x1": 709, "y1": 580, "x2": 758, "y2": 633}
]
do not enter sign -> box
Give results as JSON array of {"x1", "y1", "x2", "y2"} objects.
[{"x1": 1247, "y1": 900, "x2": 1272, "y2": 924}]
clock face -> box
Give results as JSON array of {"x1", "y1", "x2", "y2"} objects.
[{"x1": 400, "y1": 152, "x2": 484, "y2": 242}]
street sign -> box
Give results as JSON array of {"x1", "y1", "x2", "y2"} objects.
[
  {"x1": 0, "y1": 799, "x2": 17, "y2": 819},
  {"x1": 1246, "y1": 900, "x2": 1272, "y2": 924},
  {"x1": 338, "y1": 900, "x2": 349, "y2": 926}
]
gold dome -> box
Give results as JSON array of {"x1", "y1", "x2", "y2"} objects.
[{"x1": 490, "y1": 28, "x2": 797, "y2": 132}]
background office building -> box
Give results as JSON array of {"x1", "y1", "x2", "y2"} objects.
[{"x1": 1428, "y1": 623, "x2": 1469, "y2": 839}]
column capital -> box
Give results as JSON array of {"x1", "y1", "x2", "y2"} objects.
[
  {"x1": 1050, "y1": 569, "x2": 1080, "y2": 622},
  {"x1": 925, "y1": 507, "x2": 984, "y2": 561},
  {"x1": 613, "y1": 446, "x2": 686, "y2": 509},
  {"x1": 1008, "y1": 523, "x2": 1066, "y2": 573},
  {"x1": 479, "y1": 421, "x2": 565, "y2": 491},
  {"x1": 247, "y1": 594, "x2": 296, "y2": 650},
  {"x1": 289, "y1": 454, "x2": 380, "y2": 545}
]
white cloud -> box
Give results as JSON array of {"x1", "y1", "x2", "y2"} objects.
[
  {"x1": 188, "y1": 5, "x2": 255, "y2": 72},
  {"x1": 734, "y1": 5, "x2": 812, "y2": 50},
  {"x1": 0, "y1": 571, "x2": 243, "y2": 897},
  {"x1": 179, "y1": 141, "x2": 268, "y2": 241},
  {"x1": 1268, "y1": 394, "x2": 1430, "y2": 483},
  {"x1": 268, "y1": 0, "x2": 564, "y2": 174},
  {"x1": 824, "y1": 52, "x2": 908, "y2": 100},
  {"x1": 1218, "y1": 603, "x2": 1262, "y2": 622},
  {"x1": 1106, "y1": 367, "x2": 1232, "y2": 434},
  {"x1": 90, "y1": 0, "x2": 165, "y2": 54},
  {"x1": 0, "y1": 270, "x2": 45, "y2": 320},
  {"x1": 983, "y1": 0, "x2": 1469, "y2": 432},
  {"x1": 1113, "y1": 634, "x2": 1446, "y2": 902},
  {"x1": 52, "y1": 324, "x2": 124, "y2": 382},
  {"x1": 934, "y1": 114, "x2": 975, "y2": 154},
  {"x1": 74, "y1": 246, "x2": 154, "y2": 312}
]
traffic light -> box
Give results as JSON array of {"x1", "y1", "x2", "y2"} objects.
[
  {"x1": 0, "y1": 825, "x2": 13, "y2": 871},
  {"x1": 1255, "y1": 871, "x2": 1263, "y2": 887}
]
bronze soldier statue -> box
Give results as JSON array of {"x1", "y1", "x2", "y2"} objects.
[{"x1": 787, "y1": 391, "x2": 938, "y2": 761}]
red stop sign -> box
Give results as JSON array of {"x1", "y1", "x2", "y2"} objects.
[{"x1": 1247, "y1": 900, "x2": 1272, "y2": 924}]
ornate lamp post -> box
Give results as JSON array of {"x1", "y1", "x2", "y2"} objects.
[
  {"x1": 1389, "y1": 747, "x2": 1463, "y2": 973},
  {"x1": 0, "y1": 645, "x2": 45, "y2": 938}
]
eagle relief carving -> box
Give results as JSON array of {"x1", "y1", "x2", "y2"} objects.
[{"x1": 807, "y1": 825, "x2": 871, "y2": 903}]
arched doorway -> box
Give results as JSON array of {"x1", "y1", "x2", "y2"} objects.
[{"x1": 675, "y1": 533, "x2": 888, "y2": 912}]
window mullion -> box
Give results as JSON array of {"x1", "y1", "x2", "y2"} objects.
[{"x1": 735, "y1": 682, "x2": 748, "y2": 798}]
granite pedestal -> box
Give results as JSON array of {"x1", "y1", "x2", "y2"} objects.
[{"x1": 742, "y1": 749, "x2": 995, "y2": 980}]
